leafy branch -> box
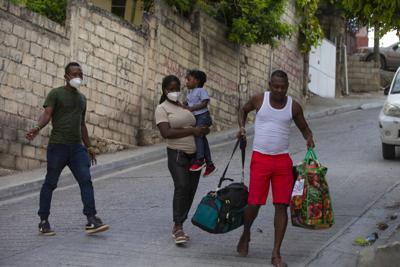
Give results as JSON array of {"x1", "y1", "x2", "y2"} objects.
[{"x1": 296, "y1": 0, "x2": 324, "y2": 53}]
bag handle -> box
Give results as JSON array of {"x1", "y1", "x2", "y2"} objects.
[
  {"x1": 217, "y1": 136, "x2": 246, "y2": 189},
  {"x1": 304, "y1": 147, "x2": 319, "y2": 164},
  {"x1": 302, "y1": 148, "x2": 321, "y2": 177}
]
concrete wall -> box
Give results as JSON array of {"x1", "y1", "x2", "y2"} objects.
[
  {"x1": 348, "y1": 56, "x2": 380, "y2": 92},
  {"x1": 0, "y1": 0, "x2": 305, "y2": 170},
  {"x1": 0, "y1": 0, "x2": 71, "y2": 169}
]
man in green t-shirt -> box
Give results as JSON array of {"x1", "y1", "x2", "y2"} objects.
[{"x1": 26, "y1": 62, "x2": 109, "y2": 236}]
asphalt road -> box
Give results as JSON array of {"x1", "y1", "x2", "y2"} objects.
[{"x1": 0, "y1": 107, "x2": 399, "y2": 267}]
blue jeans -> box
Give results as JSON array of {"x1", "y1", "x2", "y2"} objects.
[
  {"x1": 38, "y1": 143, "x2": 96, "y2": 220},
  {"x1": 194, "y1": 111, "x2": 213, "y2": 164}
]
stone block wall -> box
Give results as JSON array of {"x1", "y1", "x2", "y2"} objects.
[
  {"x1": 348, "y1": 56, "x2": 380, "y2": 92},
  {"x1": 272, "y1": 0, "x2": 304, "y2": 101},
  {"x1": 0, "y1": 0, "x2": 306, "y2": 170},
  {"x1": 0, "y1": 1, "x2": 70, "y2": 169},
  {"x1": 72, "y1": 4, "x2": 147, "y2": 146}
]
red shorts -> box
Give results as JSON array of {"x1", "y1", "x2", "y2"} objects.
[{"x1": 248, "y1": 151, "x2": 293, "y2": 205}]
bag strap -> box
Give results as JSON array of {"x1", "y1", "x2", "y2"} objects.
[
  {"x1": 240, "y1": 136, "x2": 246, "y2": 183},
  {"x1": 217, "y1": 136, "x2": 246, "y2": 189},
  {"x1": 304, "y1": 147, "x2": 318, "y2": 164}
]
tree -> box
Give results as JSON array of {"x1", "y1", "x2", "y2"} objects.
[
  {"x1": 149, "y1": 0, "x2": 293, "y2": 47},
  {"x1": 145, "y1": 0, "x2": 324, "y2": 52},
  {"x1": 342, "y1": 0, "x2": 400, "y2": 66}
]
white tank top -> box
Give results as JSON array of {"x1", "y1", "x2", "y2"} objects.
[{"x1": 253, "y1": 92, "x2": 293, "y2": 155}]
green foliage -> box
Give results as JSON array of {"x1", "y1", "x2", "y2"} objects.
[
  {"x1": 143, "y1": 0, "x2": 154, "y2": 12},
  {"x1": 10, "y1": 0, "x2": 67, "y2": 25},
  {"x1": 145, "y1": 0, "x2": 327, "y2": 53},
  {"x1": 296, "y1": 0, "x2": 324, "y2": 53},
  {"x1": 165, "y1": 0, "x2": 195, "y2": 15},
  {"x1": 148, "y1": 0, "x2": 292, "y2": 47},
  {"x1": 342, "y1": 0, "x2": 400, "y2": 37},
  {"x1": 208, "y1": 0, "x2": 293, "y2": 46}
]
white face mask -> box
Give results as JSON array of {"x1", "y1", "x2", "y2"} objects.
[
  {"x1": 69, "y1": 77, "x2": 82, "y2": 89},
  {"x1": 167, "y1": 91, "x2": 180, "y2": 102}
]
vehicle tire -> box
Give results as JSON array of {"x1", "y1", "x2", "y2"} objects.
[
  {"x1": 366, "y1": 54, "x2": 386, "y2": 70},
  {"x1": 382, "y1": 143, "x2": 395, "y2": 159},
  {"x1": 380, "y1": 56, "x2": 387, "y2": 70}
]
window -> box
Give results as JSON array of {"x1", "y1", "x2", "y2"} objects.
[
  {"x1": 391, "y1": 73, "x2": 400, "y2": 94},
  {"x1": 112, "y1": 0, "x2": 126, "y2": 18}
]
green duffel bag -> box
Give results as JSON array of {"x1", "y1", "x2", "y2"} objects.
[
  {"x1": 191, "y1": 138, "x2": 248, "y2": 234},
  {"x1": 191, "y1": 182, "x2": 248, "y2": 234}
]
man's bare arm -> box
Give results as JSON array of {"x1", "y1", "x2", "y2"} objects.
[
  {"x1": 238, "y1": 95, "x2": 260, "y2": 128},
  {"x1": 237, "y1": 94, "x2": 261, "y2": 138},
  {"x1": 26, "y1": 107, "x2": 53, "y2": 141},
  {"x1": 292, "y1": 101, "x2": 315, "y2": 148},
  {"x1": 81, "y1": 121, "x2": 97, "y2": 165},
  {"x1": 81, "y1": 122, "x2": 91, "y2": 148}
]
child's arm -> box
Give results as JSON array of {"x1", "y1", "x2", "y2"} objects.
[
  {"x1": 187, "y1": 99, "x2": 209, "y2": 112},
  {"x1": 188, "y1": 88, "x2": 210, "y2": 112}
]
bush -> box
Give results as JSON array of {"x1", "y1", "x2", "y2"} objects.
[{"x1": 11, "y1": 0, "x2": 67, "y2": 25}]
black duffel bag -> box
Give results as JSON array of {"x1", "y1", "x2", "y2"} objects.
[{"x1": 191, "y1": 137, "x2": 248, "y2": 234}]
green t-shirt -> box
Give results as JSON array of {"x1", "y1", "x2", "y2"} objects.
[{"x1": 44, "y1": 86, "x2": 87, "y2": 144}]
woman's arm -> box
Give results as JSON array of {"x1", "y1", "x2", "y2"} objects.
[{"x1": 157, "y1": 122, "x2": 209, "y2": 139}]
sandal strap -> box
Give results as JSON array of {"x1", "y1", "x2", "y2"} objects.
[{"x1": 174, "y1": 229, "x2": 185, "y2": 237}]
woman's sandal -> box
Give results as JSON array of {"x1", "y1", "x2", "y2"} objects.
[
  {"x1": 172, "y1": 229, "x2": 188, "y2": 244},
  {"x1": 271, "y1": 256, "x2": 288, "y2": 267},
  {"x1": 171, "y1": 228, "x2": 189, "y2": 240},
  {"x1": 171, "y1": 232, "x2": 190, "y2": 240}
]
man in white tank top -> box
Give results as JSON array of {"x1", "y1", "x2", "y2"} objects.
[{"x1": 236, "y1": 70, "x2": 314, "y2": 267}]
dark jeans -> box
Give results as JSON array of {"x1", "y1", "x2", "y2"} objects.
[
  {"x1": 194, "y1": 111, "x2": 213, "y2": 164},
  {"x1": 38, "y1": 143, "x2": 96, "y2": 220},
  {"x1": 167, "y1": 148, "x2": 201, "y2": 224}
]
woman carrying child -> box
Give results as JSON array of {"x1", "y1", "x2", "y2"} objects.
[{"x1": 155, "y1": 75, "x2": 209, "y2": 245}]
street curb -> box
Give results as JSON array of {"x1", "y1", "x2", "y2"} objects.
[
  {"x1": 302, "y1": 179, "x2": 400, "y2": 267},
  {"x1": 0, "y1": 101, "x2": 382, "y2": 202},
  {"x1": 305, "y1": 102, "x2": 383, "y2": 120},
  {"x1": 0, "y1": 145, "x2": 168, "y2": 202},
  {"x1": 0, "y1": 127, "x2": 253, "y2": 202}
]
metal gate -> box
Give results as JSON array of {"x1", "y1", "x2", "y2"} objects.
[{"x1": 309, "y1": 39, "x2": 336, "y2": 98}]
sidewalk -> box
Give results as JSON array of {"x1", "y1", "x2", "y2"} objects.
[
  {"x1": 0, "y1": 91, "x2": 390, "y2": 266},
  {"x1": 305, "y1": 179, "x2": 400, "y2": 267}
]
